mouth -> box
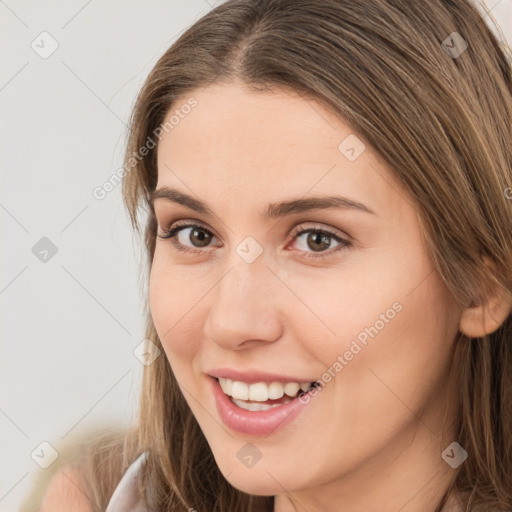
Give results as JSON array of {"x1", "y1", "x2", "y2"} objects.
[
  {"x1": 209, "y1": 374, "x2": 320, "y2": 435},
  {"x1": 216, "y1": 377, "x2": 319, "y2": 411}
]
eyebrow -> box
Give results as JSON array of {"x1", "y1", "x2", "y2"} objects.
[{"x1": 149, "y1": 186, "x2": 376, "y2": 218}]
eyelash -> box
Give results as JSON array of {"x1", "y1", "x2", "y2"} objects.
[{"x1": 157, "y1": 221, "x2": 351, "y2": 259}]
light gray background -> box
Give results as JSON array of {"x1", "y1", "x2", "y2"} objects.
[{"x1": 1, "y1": 1, "x2": 511, "y2": 511}]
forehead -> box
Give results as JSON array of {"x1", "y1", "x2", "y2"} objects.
[{"x1": 155, "y1": 82, "x2": 409, "y2": 220}]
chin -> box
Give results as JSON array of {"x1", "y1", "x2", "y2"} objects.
[{"x1": 223, "y1": 470, "x2": 285, "y2": 496}]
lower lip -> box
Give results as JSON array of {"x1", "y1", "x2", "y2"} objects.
[{"x1": 210, "y1": 377, "x2": 313, "y2": 436}]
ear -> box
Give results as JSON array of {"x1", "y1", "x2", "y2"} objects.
[{"x1": 459, "y1": 257, "x2": 512, "y2": 338}]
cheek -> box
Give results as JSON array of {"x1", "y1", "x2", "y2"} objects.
[
  {"x1": 331, "y1": 271, "x2": 459, "y2": 432},
  {"x1": 293, "y1": 244, "x2": 458, "y2": 387},
  {"x1": 149, "y1": 258, "x2": 204, "y2": 363},
  {"x1": 279, "y1": 252, "x2": 405, "y2": 362}
]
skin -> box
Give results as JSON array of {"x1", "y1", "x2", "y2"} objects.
[{"x1": 148, "y1": 81, "x2": 503, "y2": 512}]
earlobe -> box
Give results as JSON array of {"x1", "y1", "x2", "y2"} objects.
[{"x1": 459, "y1": 276, "x2": 512, "y2": 339}]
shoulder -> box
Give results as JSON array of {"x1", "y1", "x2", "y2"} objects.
[
  {"x1": 38, "y1": 427, "x2": 131, "y2": 512},
  {"x1": 37, "y1": 427, "x2": 145, "y2": 512},
  {"x1": 40, "y1": 467, "x2": 94, "y2": 512}
]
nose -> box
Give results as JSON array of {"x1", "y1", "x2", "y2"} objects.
[{"x1": 203, "y1": 257, "x2": 283, "y2": 351}]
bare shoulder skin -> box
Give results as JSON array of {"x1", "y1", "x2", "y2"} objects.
[{"x1": 40, "y1": 467, "x2": 94, "y2": 512}]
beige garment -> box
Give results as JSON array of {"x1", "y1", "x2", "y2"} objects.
[{"x1": 105, "y1": 451, "x2": 150, "y2": 512}]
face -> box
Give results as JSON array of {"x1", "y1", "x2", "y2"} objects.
[{"x1": 149, "y1": 81, "x2": 463, "y2": 507}]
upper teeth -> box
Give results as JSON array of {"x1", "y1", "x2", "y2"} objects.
[{"x1": 218, "y1": 378, "x2": 311, "y2": 401}]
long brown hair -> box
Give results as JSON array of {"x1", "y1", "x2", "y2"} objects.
[{"x1": 60, "y1": 1, "x2": 512, "y2": 511}]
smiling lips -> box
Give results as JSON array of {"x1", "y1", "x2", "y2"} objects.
[
  {"x1": 206, "y1": 368, "x2": 320, "y2": 432},
  {"x1": 215, "y1": 377, "x2": 320, "y2": 421},
  {"x1": 210, "y1": 375, "x2": 317, "y2": 435},
  {"x1": 219, "y1": 377, "x2": 311, "y2": 404}
]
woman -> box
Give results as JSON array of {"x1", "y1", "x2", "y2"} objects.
[{"x1": 40, "y1": 0, "x2": 512, "y2": 511}]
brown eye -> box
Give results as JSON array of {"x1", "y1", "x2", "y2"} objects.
[
  {"x1": 158, "y1": 221, "x2": 351, "y2": 259},
  {"x1": 289, "y1": 227, "x2": 351, "y2": 259},
  {"x1": 304, "y1": 232, "x2": 331, "y2": 252},
  {"x1": 186, "y1": 226, "x2": 212, "y2": 247},
  {"x1": 158, "y1": 222, "x2": 218, "y2": 254}
]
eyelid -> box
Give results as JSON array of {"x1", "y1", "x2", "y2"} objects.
[
  {"x1": 158, "y1": 218, "x2": 349, "y2": 240},
  {"x1": 158, "y1": 218, "x2": 219, "y2": 241},
  {"x1": 288, "y1": 221, "x2": 349, "y2": 239}
]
